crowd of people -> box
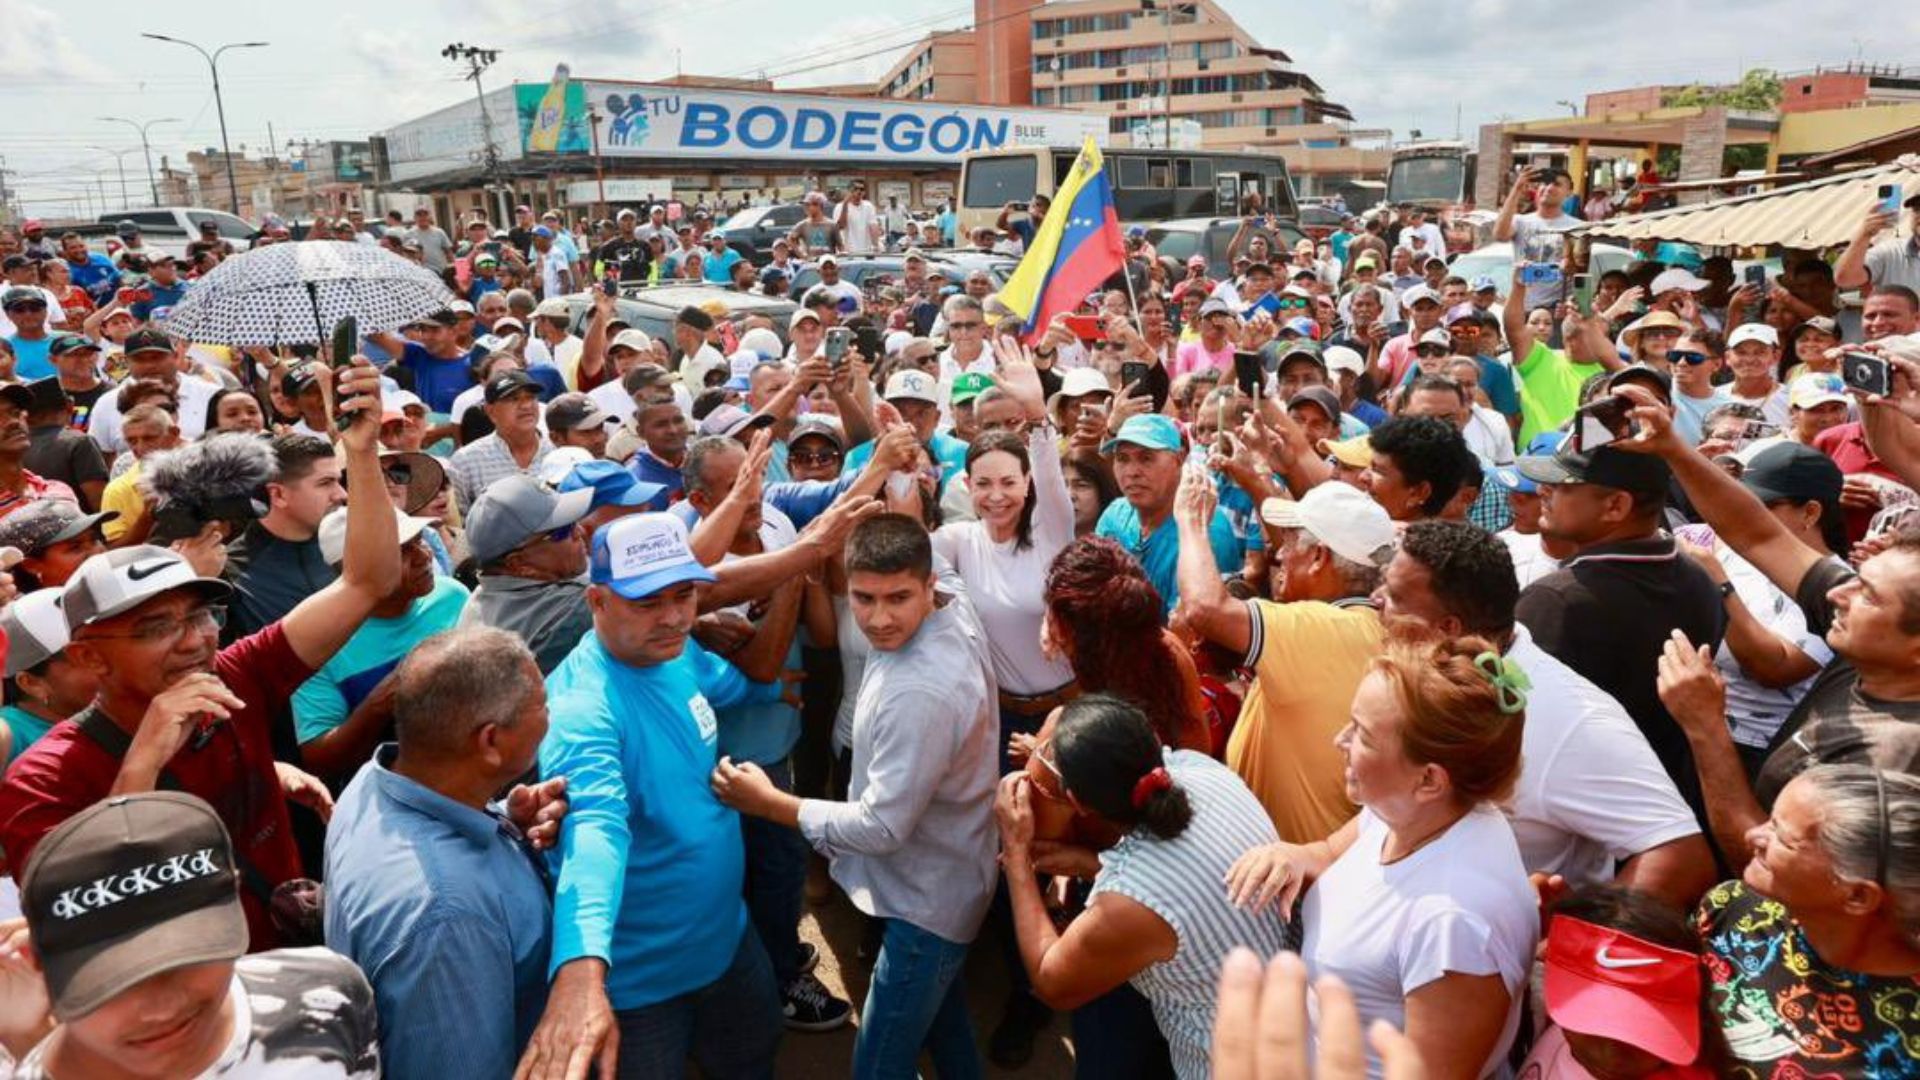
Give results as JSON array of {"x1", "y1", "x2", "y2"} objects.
[{"x1": 0, "y1": 163, "x2": 1915, "y2": 1080}]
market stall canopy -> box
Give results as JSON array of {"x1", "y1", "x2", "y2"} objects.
[{"x1": 1571, "y1": 155, "x2": 1920, "y2": 249}]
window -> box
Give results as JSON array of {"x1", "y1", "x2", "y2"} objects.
[
  {"x1": 1034, "y1": 88, "x2": 1056, "y2": 106},
  {"x1": 1147, "y1": 160, "x2": 1172, "y2": 188},
  {"x1": 963, "y1": 155, "x2": 1039, "y2": 208},
  {"x1": 1118, "y1": 157, "x2": 1148, "y2": 188}
]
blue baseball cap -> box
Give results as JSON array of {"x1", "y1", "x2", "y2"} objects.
[
  {"x1": 1470, "y1": 275, "x2": 1499, "y2": 293},
  {"x1": 532, "y1": 225, "x2": 555, "y2": 239},
  {"x1": 589, "y1": 513, "x2": 716, "y2": 600},
  {"x1": 558, "y1": 459, "x2": 665, "y2": 510},
  {"x1": 1525, "y1": 431, "x2": 1569, "y2": 456},
  {"x1": 1489, "y1": 465, "x2": 1537, "y2": 495},
  {"x1": 1101, "y1": 413, "x2": 1185, "y2": 456}
]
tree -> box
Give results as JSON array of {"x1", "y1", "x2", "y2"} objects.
[{"x1": 1661, "y1": 69, "x2": 1784, "y2": 111}]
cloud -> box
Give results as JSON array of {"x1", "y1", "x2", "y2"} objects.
[{"x1": 0, "y1": 0, "x2": 112, "y2": 80}]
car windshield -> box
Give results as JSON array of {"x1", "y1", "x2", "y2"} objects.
[
  {"x1": 1143, "y1": 229, "x2": 1201, "y2": 264},
  {"x1": 717, "y1": 206, "x2": 769, "y2": 231}
]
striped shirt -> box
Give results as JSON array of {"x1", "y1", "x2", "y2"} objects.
[
  {"x1": 447, "y1": 433, "x2": 553, "y2": 515},
  {"x1": 1089, "y1": 750, "x2": 1292, "y2": 1080}
]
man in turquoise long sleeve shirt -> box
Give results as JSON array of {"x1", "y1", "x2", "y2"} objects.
[{"x1": 531, "y1": 512, "x2": 785, "y2": 1077}]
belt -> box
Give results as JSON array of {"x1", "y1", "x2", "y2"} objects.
[{"x1": 998, "y1": 682, "x2": 1078, "y2": 718}]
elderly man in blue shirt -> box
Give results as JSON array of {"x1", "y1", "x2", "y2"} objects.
[
  {"x1": 1095, "y1": 414, "x2": 1245, "y2": 618},
  {"x1": 322, "y1": 626, "x2": 570, "y2": 1080}
]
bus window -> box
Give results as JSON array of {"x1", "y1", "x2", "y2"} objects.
[
  {"x1": 963, "y1": 154, "x2": 1039, "y2": 209},
  {"x1": 1118, "y1": 157, "x2": 1148, "y2": 189},
  {"x1": 1189, "y1": 158, "x2": 1213, "y2": 190},
  {"x1": 1176, "y1": 159, "x2": 1193, "y2": 188},
  {"x1": 1053, "y1": 154, "x2": 1077, "y2": 186},
  {"x1": 1148, "y1": 160, "x2": 1172, "y2": 189}
]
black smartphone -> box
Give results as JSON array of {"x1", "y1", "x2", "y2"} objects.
[
  {"x1": 1571, "y1": 273, "x2": 1590, "y2": 294},
  {"x1": 1121, "y1": 360, "x2": 1150, "y2": 390},
  {"x1": 1842, "y1": 352, "x2": 1891, "y2": 397},
  {"x1": 329, "y1": 315, "x2": 359, "y2": 431},
  {"x1": 600, "y1": 274, "x2": 618, "y2": 298},
  {"x1": 853, "y1": 324, "x2": 883, "y2": 362},
  {"x1": 1232, "y1": 350, "x2": 1263, "y2": 397},
  {"x1": 1745, "y1": 264, "x2": 1767, "y2": 289},
  {"x1": 1573, "y1": 394, "x2": 1637, "y2": 452}
]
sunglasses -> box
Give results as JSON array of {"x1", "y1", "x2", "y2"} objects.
[
  {"x1": 947, "y1": 321, "x2": 983, "y2": 332},
  {"x1": 1415, "y1": 345, "x2": 1450, "y2": 358},
  {"x1": 791, "y1": 449, "x2": 842, "y2": 466},
  {"x1": 1669, "y1": 350, "x2": 1712, "y2": 366}
]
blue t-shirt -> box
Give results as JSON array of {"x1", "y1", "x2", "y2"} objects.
[
  {"x1": 66, "y1": 253, "x2": 119, "y2": 303},
  {"x1": 467, "y1": 277, "x2": 503, "y2": 304},
  {"x1": 394, "y1": 342, "x2": 482, "y2": 414},
  {"x1": 1, "y1": 704, "x2": 54, "y2": 766},
  {"x1": 626, "y1": 449, "x2": 684, "y2": 510},
  {"x1": 1094, "y1": 499, "x2": 1246, "y2": 619},
  {"x1": 541, "y1": 634, "x2": 781, "y2": 1010},
  {"x1": 843, "y1": 432, "x2": 968, "y2": 490},
  {"x1": 293, "y1": 577, "x2": 469, "y2": 744},
  {"x1": 7, "y1": 336, "x2": 53, "y2": 381},
  {"x1": 701, "y1": 247, "x2": 743, "y2": 284},
  {"x1": 1349, "y1": 399, "x2": 1389, "y2": 430},
  {"x1": 131, "y1": 280, "x2": 189, "y2": 321}
]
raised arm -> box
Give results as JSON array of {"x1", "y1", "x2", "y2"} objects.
[
  {"x1": 1835, "y1": 204, "x2": 1893, "y2": 292},
  {"x1": 1492, "y1": 166, "x2": 1536, "y2": 243},
  {"x1": 1502, "y1": 269, "x2": 1536, "y2": 361},
  {"x1": 1173, "y1": 462, "x2": 1253, "y2": 655},
  {"x1": 573, "y1": 289, "x2": 616, "y2": 391}
]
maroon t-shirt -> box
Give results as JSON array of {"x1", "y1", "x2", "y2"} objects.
[
  {"x1": 0, "y1": 623, "x2": 314, "y2": 949},
  {"x1": 1812, "y1": 422, "x2": 1905, "y2": 543}
]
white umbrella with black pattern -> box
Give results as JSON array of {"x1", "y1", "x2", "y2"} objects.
[{"x1": 156, "y1": 239, "x2": 454, "y2": 347}]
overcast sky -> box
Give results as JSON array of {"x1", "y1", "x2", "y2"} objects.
[{"x1": 6, "y1": 0, "x2": 1918, "y2": 215}]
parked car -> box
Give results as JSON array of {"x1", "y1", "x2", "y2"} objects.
[
  {"x1": 1296, "y1": 205, "x2": 1347, "y2": 243},
  {"x1": 1445, "y1": 241, "x2": 1635, "y2": 304},
  {"x1": 1142, "y1": 217, "x2": 1308, "y2": 282},
  {"x1": 70, "y1": 207, "x2": 257, "y2": 261},
  {"x1": 916, "y1": 248, "x2": 1021, "y2": 284},
  {"x1": 711, "y1": 203, "x2": 807, "y2": 263},
  {"x1": 558, "y1": 282, "x2": 797, "y2": 349},
  {"x1": 787, "y1": 255, "x2": 996, "y2": 298}
]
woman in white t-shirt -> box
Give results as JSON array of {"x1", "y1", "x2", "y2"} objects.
[{"x1": 1226, "y1": 630, "x2": 1539, "y2": 1079}]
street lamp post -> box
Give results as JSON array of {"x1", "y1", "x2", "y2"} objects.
[
  {"x1": 141, "y1": 33, "x2": 268, "y2": 217},
  {"x1": 100, "y1": 116, "x2": 180, "y2": 206},
  {"x1": 87, "y1": 146, "x2": 136, "y2": 211}
]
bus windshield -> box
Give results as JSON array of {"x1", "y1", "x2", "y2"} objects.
[
  {"x1": 1387, "y1": 156, "x2": 1467, "y2": 205},
  {"x1": 962, "y1": 154, "x2": 1038, "y2": 209}
]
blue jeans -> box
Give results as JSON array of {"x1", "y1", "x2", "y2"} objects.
[
  {"x1": 614, "y1": 928, "x2": 782, "y2": 1079},
  {"x1": 1071, "y1": 981, "x2": 1175, "y2": 1080},
  {"x1": 853, "y1": 918, "x2": 982, "y2": 1080},
  {"x1": 740, "y1": 757, "x2": 807, "y2": 987}
]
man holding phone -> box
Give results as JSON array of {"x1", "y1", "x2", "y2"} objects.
[
  {"x1": 1835, "y1": 186, "x2": 1920, "y2": 296},
  {"x1": 1495, "y1": 167, "x2": 1580, "y2": 313}
]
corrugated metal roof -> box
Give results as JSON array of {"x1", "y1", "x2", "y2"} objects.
[{"x1": 1571, "y1": 154, "x2": 1920, "y2": 249}]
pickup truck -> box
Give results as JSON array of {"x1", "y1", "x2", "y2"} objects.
[{"x1": 68, "y1": 207, "x2": 257, "y2": 261}]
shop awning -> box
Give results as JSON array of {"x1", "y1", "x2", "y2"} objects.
[{"x1": 1571, "y1": 154, "x2": 1920, "y2": 249}]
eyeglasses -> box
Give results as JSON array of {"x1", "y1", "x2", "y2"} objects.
[
  {"x1": 947, "y1": 321, "x2": 983, "y2": 332},
  {"x1": 82, "y1": 605, "x2": 226, "y2": 645},
  {"x1": 1032, "y1": 737, "x2": 1064, "y2": 786},
  {"x1": 1669, "y1": 350, "x2": 1712, "y2": 366},
  {"x1": 791, "y1": 450, "x2": 842, "y2": 466}
]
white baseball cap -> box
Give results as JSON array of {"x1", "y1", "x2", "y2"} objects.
[
  {"x1": 1727, "y1": 323, "x2": 1780, "y2": 349},
  {"x1": 1323, "y1": 345, "x2": 1366, "y2": 377},
  {"x1": 1, "y1": 588, "x2": 70, "y2": 676},
  {"x1": 589, "y1": 512, "x2": 716, "y2": 600},
  {"x1": 884, "y1": 369, "x2": 939, "y2": 405},
  {"x1": 533, "y1": 297, "x2": 572, "y2": 319},
  {"x1": 609, "y1": 328, "x2": 653, "y2": 354},
  {"x1": 789, "y1": 308, "x2": 822, "y2": 331},
  {"x1": 1650, "y1": 268, "x2": 1710, "y2": 295},
  {"x1": 1417, "y1": 327, "x2": 1453, "y2": 348},
  {"x1": 739, "y1": 327, "x2": 784, "y2": 362},
  {"x1": 318, "y1": 505, "x2": 437, "y2": 567},
  {"x1": 1258, "y1": 483, "x2": 1396, "y2": 566},
  {"x1": 538, "y1": 446, "x2": 597, "y2": 486}
]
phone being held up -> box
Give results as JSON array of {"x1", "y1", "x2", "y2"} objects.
[{"x1": 329, "y1": 315, "x2": 361, "y2": 431}]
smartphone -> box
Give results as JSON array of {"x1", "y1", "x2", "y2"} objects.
[
  {"x1": 1063, "y1": 314, "x2": 1106, "y2": 342},
  {"x1": 1232, "y1": 350, "x2": 1263, "y2": 397},
  {"x1": 1744, "y1": 264, "x2": 1767, "y2": 290},
  {"x1": 483, "y1": 240, "x2": 502, "y2": 255},
  {"x1": 1120, "y1": 360, "x2": 1149, "y2": 391},
  {"x1": 1842, "y1": 351, "x2": 1891, "y2": 397},
  {"x1": 824, "y1": 326, "x2": 852, "y2": 366},
  {"x1": 853, "y1": 324, "x2": 884, "y2": 362},
  {"x1": 1008, "y1": 201, "x2": 1028, "y2": 212},
  {"x1": 329, "y1": 315, "x2": 358, "y2": 369},
  {"x1": 600, "y1": 274, "x2": 619, "y2": 298},
  {"x1": 1573, "y1": 394, "x2": 1637, "y2": 452},
  {"x1": 1878, "y1": 183, "x2": 1904, "y2": 215},
  {"x1": 1519, "y1": 263, "x2": 1564, "y2": 286},
  {"x1": 1571, "y1": 273, "x2": 1590, "y2": 295}
]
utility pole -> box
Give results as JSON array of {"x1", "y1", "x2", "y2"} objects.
[
  {"x1": 142, "y1": 34, "x2": 269, "y2": 217},
  {"x1": 442, "y1": 43, "x2": 504, "y2": 225},
  {"x1": 101, "y1": 116, "x2": 180, "y2": 206},
  {"x1": 88, "y1": 147, "x2": 135, "y2": 211}
]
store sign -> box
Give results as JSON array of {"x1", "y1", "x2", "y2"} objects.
[
  {"x1": 385, "y1": 89, "x2": 521, "y2": 183},
  {"x1": 564, "y1": 81, "x2": 1104, "y2": 164},
  {"x1": 563, "y1": 178, "x2": 672, "y2": 204}
]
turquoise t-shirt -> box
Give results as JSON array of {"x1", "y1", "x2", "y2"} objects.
[
  {"x1": 1, "y1": 704, "x2": 54, "y2": 766},
  {"x1": 844, "y1": 432, "x2": 969, "y2": 489},
  {"x1": 292, "y1": 576, "x2": 470, "y2": 744},
  {"x1": 7, "y1": 336, "x2": 52, "y2": 381},
  {"x1": 1094, "y1": 499, "x2": 1246, "y2": 619}
]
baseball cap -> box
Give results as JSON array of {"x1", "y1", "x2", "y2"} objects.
[
  {"x1": 1727, "y1": 323, "x2": 1780, "y2": 349},
  {"x1": 609, "y1": 328, "x2": 654, "y2": 354},
  {"x1": 759, "y1": 266, "x2": 789, "y2": 285},
  {"x1": 1352, "y1": 254, "x2": 1378, "y2": 271},
  {"x1": 114, "y1": 219, "x2": 139, "y2": 237},
  {"x1": 1401, "y1": 284, "x2": 1442, "y2": 308},
  {"x1": 473, "y1": 253, "x2": 499, "y2": 269},
  {"x1": 1542, "y1": 915, "x2": 1702, "y2": 1067},
  {"x1": 47, "y1": 333, "x2": 100, "y2": 358},
  {"x1": 555, "y1": 459, "x2": 666, "y2": 510},
  {"x1": 0, "y1": 382, "x2": 31, "y2": 412},
  {"x1": 699, "y1": 403, "x2": 777, "y2": 439},
  {"x1": 788, "y1": 308, "x2": 822, "y2": 332},
  {"x1": 447, "y1": 299, "x2": 475, "y2": 316},
  {"x1": 1445, "y1": 303, "x2": 1480, "y2": 326},
  {"x1": 1273, "y1": 342, "x2": 1325, "y2": 372},
  {"x1": 465, "y1": 475, "x2": 596, "y2": 563},
  {"x1": 1257, "y1": 482, "x2": 1396, "y2": 566},
  {"x1": 317, "y1": 504, "x2": 436, "y2": 566},
  {"x1": 1100, "y1": 413, "x2": 1184, "y2": 456},
  {"x1": 1517, "y1": 443, "x2": 1671, "y2": 495},
  {"x1": 60, "y1": 546, "x2": 231, "y2": 631},
  {"x1": 1650, "y1": 267, "x2": 1709, "y2": 295},
  {"x1": 0, "y1": 499, "x2": 116, "y2": 559},
  {"x1": 1416, "y1": 327, "x2": 1452, "y2": 349},
  {"x1": 532, "y1": 297, "x2": 571, "y2": 320},
  {"x1": 789, "y1": 414, "x2": 846, "y2": 451},
  {"x1": 21, "y1": 792, "x2": 249, "y2": 1021},
  {"x1": 545, "y1": 391, "x2": 613, "y2": 432},
  {"x1": 1, "y1": 286, "x2": 46, "y2": 310},
  {"x1": 1788, "y1": 371, "x2": 1850, "y2": 411},
  {"x1": 884, "y1": 369, "x2": 939, "y2": 405},
  {"x1": 1489, "y1": 465, "x2": 1537, "y2": 495},
  {"x1": 818, "y1": 254, "x2": 840, "y2": 268},
  {"x1": 950, "y1": 372, "x2": 994, "y2": 408},
  {"x1": 1318, "y1": 434, "x2": 1374, "y2": 470},
  {"x1": 1198, "y1": 297, "x2": 1237, "y2": 318},
  {"x1": 377, "y1": 451, "x2": 445, "y2": 515},
  {"x1": 532, "y1": 225, "x2": 555, "y2": 239},
  {"x1": 383, "y1": 389, "x2": 427, "y2": 417},
  {"x1": 738, "y1": 327, "x2": 783, "y2": 363},
  {"x1": 1470, "y1": 275, "x2": 1499, "y2": 294},
  {"x1": 1279, "y1": 316, "x2": 1320, "y2": 341},
  {"x1": 1605, "y1": 364, "x2": 1674, "y2": 401},
  {"x1": 483, "y1": 369, "x2": 541, "y2": 404},
  {"x1": 537, "y1": 447, "x2": 596, "y2": 487},
  {"x1": 1286, "y1": 386, "x2": 1341, "y2": 423},
  {"x1": 1322, "y1": 345, "x2": 1366, "y2": 377},
  {"x1": 722, "y1": 351, "x2": 758, "y2": 393},
  {"x1": 677, "y1": 305, "x2": 716, "y2": 332},
  {"x1": 1, "y1": 588, "x2": 71, "y2": 676},
  {"x1": 1741, "y1": 441, "x2": 1843, "y2": 505},
  {"x1": 589, "y1": 512, "x2": 716, "y2": 600},
  {"x1": 280, "y1": 362, "x2": 321, "y2": 398}
]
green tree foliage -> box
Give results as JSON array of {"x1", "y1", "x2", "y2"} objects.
[{"x1": 1662, "y1": 69, "x2": 1785, "y2": 111}]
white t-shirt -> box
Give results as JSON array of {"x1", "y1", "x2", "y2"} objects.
[
  {"x1": 88, "y1": 373, "x2": 220, "y2": 454},
  {"x1": 537, "y1": 247, "x2": 571, "y2": 298},
  {"x1": 1713, "y1": 547, "x2": 1837, "y2": 750},
  {"x1": 1462, "y1": 406, "x2": 1516, "y2": 466},
  {"x1": 1301, "y1": 805, "x2": 1537, "y2": 1080},
  {"x1": 838, "y1": 200, "x2": 882, "y2": 254},
  {"x1": 930, "y1": 426, "x2": 1076, "y2": 695},
  {"x1": 525, "y1": 334, "x2": 584, "y2": 389},
  {"x1": 1728, "y1": 382, "x2": 1790, "y2": 429},
  {"x1": 1505, "y1": 629, "x2": 1702, "y2": 887},
  {"x1": 1498, "y1": 529, "x2": 1558, "y2": 589}
]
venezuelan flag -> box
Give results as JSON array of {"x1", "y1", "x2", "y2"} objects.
[{"x1": 996, "y1": 137, "x2": 1126, "y2": 341}]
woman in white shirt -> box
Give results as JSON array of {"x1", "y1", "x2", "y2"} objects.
[{"x1": 1225, "y1": 630, "x2": 1539, "y2": 1079}]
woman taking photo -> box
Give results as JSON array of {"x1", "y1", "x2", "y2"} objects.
[
  {"x1": 1696, "y1": 764, "x2": 1919, "y2": 1076},
  {"x1": 1226, "y1": 630, "x2": 1539, "y2": 1079},
  {"x1": 995, "y1": 693, "x2": 1287, "y2": 1080}
]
